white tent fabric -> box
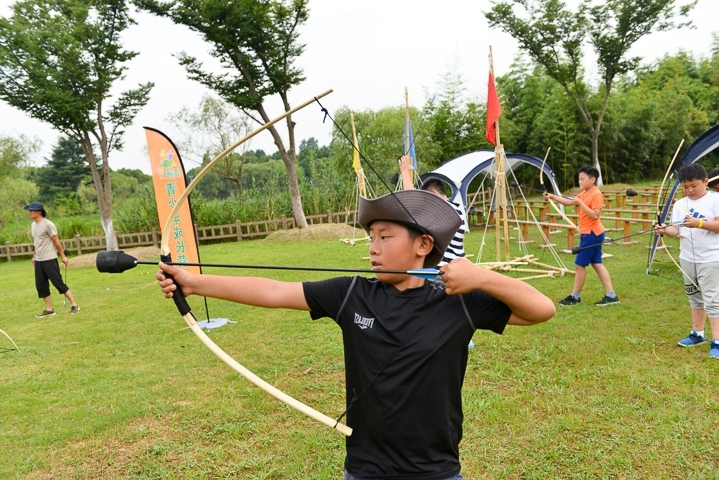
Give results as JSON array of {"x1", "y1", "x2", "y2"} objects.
[{"x1": 419, "y1": 149, "x2": 562, "y2": 207}]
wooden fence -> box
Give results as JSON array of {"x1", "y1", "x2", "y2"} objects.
[
  {"x1": 469, "y1": 192, "x2": 663, "y2": 252},
  {"x1": 2, "y1": 190, "x2": 662, "y2": 263},
  {"x1": 1, "y1": 210, "x2": 358, "y2": 263}
]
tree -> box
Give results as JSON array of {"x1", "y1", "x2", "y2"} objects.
[
  {"x1": 0, "y1": 134, "x2": 40, "y2": 228},
  {"x1": 486, "y1": 0, "x2": 695, "y2": 184},
  {"x1": 169, "y1": 95, "x2": 254, "y2": 199},
  {"x1": 330, "y1": 106, "x2": 415, "y2": 194},
  {"x1": 296, "y1": 137, "x2": 320, "y2": 179},
  {"x1": 0, "y1": 0, "x2": 153, "y2": 249},
  {"x1": 36, "y1": 137, "x2": 91, "y2": 206},
  {"x1": 601, "y1": 51, "x2": 717, "y2": 182},
  {"x1": 0, "y1": 134, "x2": 39, "y2": 178},
  {"x1": 418, "y1": 69, "x2": 487, "y2": 167},
  {"x1": 138, "y1": 0, "x2": 313, "y2": 227}
]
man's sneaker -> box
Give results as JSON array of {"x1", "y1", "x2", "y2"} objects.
[
  {"x1": 70, "y1": 305, "x2": 80, "y2": 315},
  {"x1": 558, "y1": 295, "x2": 580, "y2": 306},
  {"x1": 35, "y1": 309, "x2": 56, "y2": 318},
  {"x1": 709, "y1": 341, "x2": 719, "y2": 359},
  {"x1": 595, "y1": 295, "x2": 620, "y2": 306},
  {"x1": 677, "y1": 331, "x2": 706, "y2": 347}
]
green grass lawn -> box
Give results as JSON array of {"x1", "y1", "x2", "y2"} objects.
[{"x1": 1, "y1": 224, "x2": 718, "y2": 479}]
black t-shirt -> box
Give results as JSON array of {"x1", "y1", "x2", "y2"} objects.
[{"x1": 303, "y1": 277, "x2": 511, "y2": 480}]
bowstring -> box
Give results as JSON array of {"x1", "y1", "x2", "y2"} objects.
[{"x1": 315, "y1": 98, "x2": 428, "y2": 233}]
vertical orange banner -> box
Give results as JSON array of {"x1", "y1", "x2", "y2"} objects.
[{"x1": 144, "y1": 127, "x2": 201, "y2": 274}]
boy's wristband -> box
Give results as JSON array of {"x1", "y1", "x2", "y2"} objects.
[{"x1": 698, "y1": 219, "x2": 704, "y2": 229}]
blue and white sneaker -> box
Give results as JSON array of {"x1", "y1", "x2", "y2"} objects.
[
  {"x1": 677, "y1": 331, "x2": 706, "y2": 347},
  {"x1": 709, "y1": 341, "x2": 719, "y2": 359}
]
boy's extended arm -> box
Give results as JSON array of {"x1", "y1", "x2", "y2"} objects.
[
  {"x1": 157, "y1": 262, "x2": 310, "y2": 311},
  {"x1": 441, "y1": 258, "x2": 555, "y2": 326},
  {"x1": 544, "y1": 192, "x2": 572, "y2": 207}
]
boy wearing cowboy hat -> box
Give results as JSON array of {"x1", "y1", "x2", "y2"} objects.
[
  {"x1": 24, "y1": 202, "x2": 80, "y2": 317},
  {"x1": 157, "y1": 190, "x2": 554, "y2": 479}
]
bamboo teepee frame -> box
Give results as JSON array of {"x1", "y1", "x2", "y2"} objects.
[{"x1": 477, "y1": 47, "x2": 574, "y2": 280}]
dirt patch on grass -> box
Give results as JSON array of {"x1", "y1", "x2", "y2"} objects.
[
  {"x1": 263, "y1": 224, "x2": 367, "y2": 244},
  {"x1": 69, "y1": 246, "x2": 161, "y2": 269},
  {"x1": 24, "y1": 415, "x2": 181, "y2": 480}
]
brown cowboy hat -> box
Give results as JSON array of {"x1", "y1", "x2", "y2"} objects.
[{"x1": 358, "y1": 190, "x2": 461, "y2": 268}]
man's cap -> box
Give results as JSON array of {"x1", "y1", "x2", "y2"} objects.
[
  {"x1": 358, "y1": 190, "x2": 461, "y2": 267},
  {"x1": 23, "y1": 202, "x2": 45, "y2": 212}
]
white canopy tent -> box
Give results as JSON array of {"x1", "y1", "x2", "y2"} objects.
[{"x1": 419, "y1": 149, "x2": 562, "y2": 209}]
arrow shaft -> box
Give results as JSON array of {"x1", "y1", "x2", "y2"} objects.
[
  {"x1": 147, "y1": 260, "x2": 440, "y2": 278},
  {"x1": 572, "y1": 227, "x2": 670, "y2": 253}
]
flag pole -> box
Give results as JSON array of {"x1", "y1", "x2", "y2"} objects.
[
  {"x1": 350, "y1": 112, "x2": 367, "y2": 198},
  {"x1": 403, "y1": 87, "x2": 418, "y2": 178},
  {"x1": 488, "y1": 47, "x2": 511, "y2": 262},
  {"x1": 405, "y1": 87, "x2": 411, "y2": 158}
]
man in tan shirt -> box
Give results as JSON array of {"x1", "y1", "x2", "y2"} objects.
[{"x1": 24, "y1": 202, "x2": 79, "y2": 317}]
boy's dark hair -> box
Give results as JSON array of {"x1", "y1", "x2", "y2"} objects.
[
  {"x1": 420, "y1": 178, "x2": 446, "y2": 194},
  {"x1": 578, "y1": 165, "x2": 600, "y2": 180},
  {"x1": 677, "y1": 163, "x2": 707, "y2": 183},
  {"x1": 708, "y1": 167, "x2": 719, "y2": 189}
]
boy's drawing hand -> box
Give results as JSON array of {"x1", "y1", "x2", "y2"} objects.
[
  {"x1": 441, "y1": 257, "x2": 485, "y2": 295},
  {"x1": 682, "y1": 215, "x2": 700, "y2": 228}
]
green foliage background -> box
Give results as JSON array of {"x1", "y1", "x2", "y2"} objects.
[{"x1": 1, "y1": 46, "x2": 719, "y2": 246}]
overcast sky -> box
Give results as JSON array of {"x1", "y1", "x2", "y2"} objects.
[{"x1": 0, "y1": 0, "x2": 717, "y2": 174}]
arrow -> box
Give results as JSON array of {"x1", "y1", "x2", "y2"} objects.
[{"x1": 96, "y1": 251, "x2": 442, "y2": 280}]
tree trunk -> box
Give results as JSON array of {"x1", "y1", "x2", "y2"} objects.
[
  {"x1": 264, "y1": 122, "x2": 308, "y2": 228},
  {"x1": 80, "y1": 134, "x2": 118, "y2": 250},
  {"x1": 591, "y1": 86, "x2": 614, "y2": 187},
  {"x1": 283, "y1": 152, "x2": 307, "y2": 228},
  {"x1": 591, "y1": 131, "x2": 603, "y2": 186},
  {"x1": 563, "y1": 86, "x2": 610, "y2": 187}
]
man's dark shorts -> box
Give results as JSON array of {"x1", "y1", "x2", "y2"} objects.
[{"x1": 35, "y1": 259, "x2": 68, "y2": 298}]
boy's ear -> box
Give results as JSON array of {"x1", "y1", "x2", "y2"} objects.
[{"x1": 416, "y1": 234, "x2": 435, "y2": 257}]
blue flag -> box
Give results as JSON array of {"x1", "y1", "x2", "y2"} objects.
[{"x1": 404, "y1": 117, "x2": 417, "y2": 170}]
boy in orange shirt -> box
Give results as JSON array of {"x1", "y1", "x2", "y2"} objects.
[{"x1": 544, "y1": 165, "x2": 619, "y2": 306}]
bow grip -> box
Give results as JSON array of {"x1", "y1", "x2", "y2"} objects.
[{"x1": 160, "y1": 254, "x2": 192, "y2": 316}]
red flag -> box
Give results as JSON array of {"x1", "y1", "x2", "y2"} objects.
[{"x1": 486, "y1": 72, "x2": 502, "y2": 145}]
